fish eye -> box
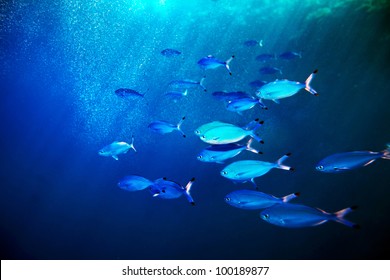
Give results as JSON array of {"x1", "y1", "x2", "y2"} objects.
[
  {"x1": 224, "y1": 197, "x2": 231, "y2": 202},
  {"x1": 316, "y1": 165, "x2": 324, "y2": 170},
  {"x1": 197, "y1": 155, "x2": 202, "y2": 159},
  {"x1": 195, "y1": 130, "x2": 200, "y2": 134},
  {"x1": 201, "y1": 135, "x2": 206, "y2": 139},
  {"x1": 221, "y1": 171, "x2": 227, "y2": 175},
  {"x1": 262, "y1": 214, "x2": 270, "y2": 220}
]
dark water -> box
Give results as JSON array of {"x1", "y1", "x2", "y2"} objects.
[{"x1": 1, "y1": 0, "x2": 390, "y2": 260}]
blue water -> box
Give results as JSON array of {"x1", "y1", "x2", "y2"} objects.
[{"x1": 1, "y1": 0, "x2": 390, "y2": 259}]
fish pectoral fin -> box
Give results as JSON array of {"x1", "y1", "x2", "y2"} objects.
[
  {"x1": 363, "y1": 159, "x2": 376, "y2": 166},
  {"x1": 334, "y1": 167, "x2": 349, "y2": 171},
  {"x1": 272, "y1": 99, "x2": 280, "y2": 104},
  {"x1": 112, "y1": 155, "x2": 119, "y2": 160}
]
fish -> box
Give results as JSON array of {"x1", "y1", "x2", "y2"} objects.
[
  {"x1": 248, "y1": 80, "x2": 267, "y2": 88},
  {"x1": 198, "y1": 119, "x2": 264, "y2": 145},
  {"x1": 197, "y1": 55, "x2": 235, "y2": 75},
  {"x1": 226, "y1": 96, "x2": 268, "y2": 113},
  {"x1": 243, "y1": 40, "x2": 262, "y2": 47},
  {"x1": 212, "y1": 91, "x2": 252, "y2": 102},
  {"x1": 168, "y1": 77, "x2": 206, "y2": 92},
  {"x1": 150, "y1": 177, "x2": 196, "y2": 205},
  {"x1": 197, "y1": 139, "x2": 262, "y2": 164},
  {"x1": 115, "y1": 88, "x2": 145, "y2": 98},
  {"x1": 161, "y1": 48, "x2": 181, "y2": 57},
  {"x1": 279, "y1": 51, "x2": 302, "y2": 60},
  {"x1": 225, "y1": 190, "x2": 300, "y2": 210},
  {"x1": 260, "y1": 203, "x2": 359, "y2": 229},
  {"x1": 259, "y1": 66, "x2": 283, "y2": 75},
  {"x1": 315, "y1": 144, "x2": 390, "y2": 173},
  {"x1": 256, "y1": 69, "x2": 318, "y2": 104},
  {"x1": 148, "y1": 116, "x2": 186, "y2": 137},
  {"x1": 194, "y1": 121, "x2": 235, "y2": 136},
  {"x1": 98, "y1": 136, "x2": 137, "y2": 160},
  {"x1": 165, "y1": 90, "x2": 188, "y2": 101},
  {"x1": 255, "y1": 54, "x2": 276, "y2": 62},
  {"x1": 117, "y1": 175, "x2": 153, "y2": 192},
  {"x1": 220, "y1": 153, "x2": 293, "y2": 186}
]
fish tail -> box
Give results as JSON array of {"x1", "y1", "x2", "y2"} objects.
[
  {"x1": 276, "y1": 153, "x2": 294, "y2": 171},
  {"x1": 257, "y1": 98, "x2": 268, "y2": 110},
  {"x1": 130, "y1": 135, "x2": 137, "y2": 152},
  {"x1": 304, "y1": 69, "x2": 319, "y2": 96},
  {"x1": 249, "y1": 119, "x2": 265, "y2": 144},
  {"x1": 281, "y1": 192, "x2": 300, "y2": 203},
  {"x1": 245, "y1": 138, "x2": 262, "y2": 154},
  {"x1": 177, "y1": 116, "x2": 186, "y2": 138},
  {"x1": 185, "y1": 177, "x2": 196, "y2": 206},
  {"x1": 334, "y1": 206, "x2": 360, "y2": 229},
  {"x1": 199, "y1": 76, "x2": 207, "y2": 92},
  {"x1": 225, "y1": 55, "x2": 235, "y2": 75},
  {"x1": 381, "y1": 143, "x2": 390, "y2": 159}
]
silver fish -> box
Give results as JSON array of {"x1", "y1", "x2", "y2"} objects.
[
  {"x1": 256, "y1": 70, "x2": 318, "y2": 104},
  {"x1": 150, "y1": 177, "x2": 196, "y2": 205},
  {"x1": 220, "y1": 153, "x2": 293, "y2": 186},
  {"x1": 225, "y1": 190, "x2": 299, "y2": 210},
  {"x1": 316, "y1": 144, "x2": 390, "y2": 173},
  {"x1": 169, "y1": 77, "x2": 206, "y2": 92},
  {"x1": 197, "y1": 55, "x2": 235, "y2": 75},
  {"x1": 98, "y1": 136, "x2": 137, "y2": 160},
  {"x1": 260, "y1": 203, "x2": 359, "y2": 229},
  {"x1": 148, "y1": 117, "x2": 186, "y2": 137}
]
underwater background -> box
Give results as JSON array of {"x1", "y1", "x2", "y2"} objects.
[{"x1": 1, "y1": 0, "x2": 390, "y2": 260}]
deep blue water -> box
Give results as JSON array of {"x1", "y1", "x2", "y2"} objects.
[{"x1": 1, "y1": 0, "x2": 390, "y2": 260}]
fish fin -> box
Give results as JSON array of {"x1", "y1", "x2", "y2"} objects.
[
  {"x1": 200, "y1": 76, "x2": 207, "y2": 92},
  {"x1": 225, "y1": 55, "x2": 235, "y2": 75},
  {"x1": 236, "y1": 111, "x2": 243, "y2": 116},
  {"x1": 177, "y1": 116, "x2": 186, "y2": 137},
  {"x1": 282, "y1": 192, "x2": 300, "y2": 203},
  {"x1": 381, "y1": 144, "x2": 390, "y2": 159},
  {"x1": 334, "y1": 206, "x2": 360, "y2": 229},
  {"x1": 216, "y1": 161, "x2": 225, "y2": 164},
  {"x1": 272, "y1": 99, "x2": 280, "y2": 104},
  {"x1": 152, "y1": 193, "x2": 159, "y2": 197},
  {"x1": 250, "y1": 178, "x2": 257, "y2": 188},
  {"x1": 259, "y1": 40, "x2": 263, "y2": 47},
  {"x1": 363, "y1": 159, "x2": 376, "y2": 166},
  {"x1": 276, "y1": 153, "x2": 294, "y2": 171},
  {"x1": 304, "y1": 69, "x2": 319, "y2": 96},
  {"x1": 245, "y1": 138, "x2": 261, "y2": 154},
  {"x1": 112, "y1": 155, "x2": 119, "y2": 160},
  {"x1": 183, "y1": 89, "x2": 188, "y2": 96},
  {"x1": 130, "y1": 135, "x2": 137, "y2": 152},
  {"x1": 257, "y1": 98, "x2": 268, "y2": 110}
]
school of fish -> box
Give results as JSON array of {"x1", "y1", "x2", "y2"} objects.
[{"x1": 97, "y1": 42, "x2": 390, "y2": 231}]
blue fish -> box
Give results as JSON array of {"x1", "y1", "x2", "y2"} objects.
[
  {"x1": 197, "y1": 55, "x2": 235, "y2": 75},
  {"x1": 226, "y1": 96, "x2": 268, "y2": 113},
  {"x1": 150, "y1": 177, "x2": 196, "y2": 205},
  {"x1": 260, "y1": 203, "x2": 359, "y2": 229},
  {"x1": 220, "y1": 153, "x2": 293, "y2": 186},
  {"x1": 255, "y1": 53, "x2": 276, "y2": 62},
  {"x1": 98, "y1": 136, "x2": 137, "y2": 160},
  {"x1": 225, "y1": 190, "x2": 300, "y2": 210},
  {"x1": 316, "y1": 144, "x2": 390, "y2": 173},
  {"x1": 118, "y1": 175, "x2": 153, "y2": 192},
  {"x1": 165, "y1": 90, "x2": 188, "y2": 102},
  {"x1": 212, "y1": 91, "x2": 252, "y2": 102},
  {"x1": 197, "y1": 139, "x2": 261, "y2": 164},
  {"x1": 256, "y1": 70, "x2": 318, "y2": 104},
  {"x1": 169, "y1": 77, "x2": 206, "y2": 92},
  {"x1": 148, "y1": 116, "x2": 186, "y2": 137},
  {"x1": 279, "y1": 51, "x2": 302, "y2": 60},
  {"x1": 161, "y1": 48, "x2": 181, "y2": 57},
  {"x1": 115, "y1": 88, "x2": 145, "y2": 98},
  {"x1": 259, "y1": 66, "x2": 283, "y2": 75},
  {"x1": 198, "y1": 119, "x2": 264, "y2": 145},
  {"x1": 243, "y1": 40, "x2": 262, "y2": 47},
  {"x1": 248, "y1": 80, "x2": 267, "y2": 88}
]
